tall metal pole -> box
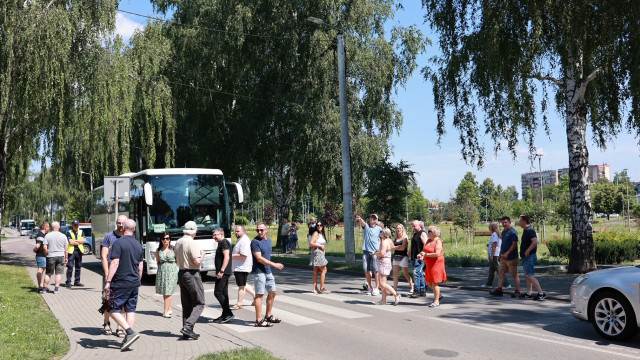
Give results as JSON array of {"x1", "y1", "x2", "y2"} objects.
[
  {"x1": 624, "y1": 169, "x2": 631, "y2": 232},
  {"x1": 537, "y1": 154, "x2": 545, "y2": 241},
  {"x1": 337, "y1": 33, "x2": 356, "y2": 266}
]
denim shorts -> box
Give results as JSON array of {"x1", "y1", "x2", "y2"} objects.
[
  {"x1": 254, "y1": 272, "x2": 276, "y2": 295},
  {"x1": 109, "y1": 286, "x2": 139, "y2": 313},
  {"x1": 362, "y1": 250, "x2": 378, "y2": 272},
  {"x1": 36, "y1": 256, "x2": 47, "y2": 268},
  {"x1": 522, "y1": 254, "x2": 537, "y2": 276}
]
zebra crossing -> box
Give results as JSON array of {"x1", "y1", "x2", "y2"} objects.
[{"x1": 174, "y1": 283, "x2": 427, "y2": 333}]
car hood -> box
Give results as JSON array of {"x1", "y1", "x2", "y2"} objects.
[{"x1": 587, "y1": 266, "x2": 640, "y2": 278}]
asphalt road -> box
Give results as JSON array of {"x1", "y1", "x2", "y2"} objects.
[
  {"x1": 146, "y1": 259, "x2": 639, "y2": 359},
  {"x1": 4, "y1": 229, "x2": 640, "y2": 359}
]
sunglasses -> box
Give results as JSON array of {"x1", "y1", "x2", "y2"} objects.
[
  {"x1": 317, "y1": 224, "x2": 324, "y2": 227},
  {"x1": 257, "y1": 229, "x2": 267, "y2": 232},
  {"x1": 163, "y1": 237, "x2": 170, "y2": 240}
]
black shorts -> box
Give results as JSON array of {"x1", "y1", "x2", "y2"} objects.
[
  {"x1": 46, "y1": 256, "x2": 65, "y2": 276},
  {"x1": 109, "y1": 286, "x2": 139, "y2": 313},
  {"x1": 234, "y1": 271, "x2": 249, "y2": 286}
]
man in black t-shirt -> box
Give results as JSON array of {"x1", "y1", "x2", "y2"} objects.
[
  {"x1": 104, "y1": 219, "x2": 144, "y2": 351},
  {"x1": 213, "y1": 228, "x2": 234, "y2": 323},
  {"x1": 34, "y1": 222, "x2": 50, "y2": 293},
  {"x1": 519, "y1": 215, "x2": 546, "y2": 300}
]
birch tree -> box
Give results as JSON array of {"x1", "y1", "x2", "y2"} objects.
[{"x1": 422, "y1": 0, "x2": 640, "y2": 272}]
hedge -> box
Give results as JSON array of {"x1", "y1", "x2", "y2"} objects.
[{"x1": 547, "y1": 232, "x2": 640, "y2": 264}]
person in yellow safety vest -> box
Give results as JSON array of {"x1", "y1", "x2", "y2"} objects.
[{"x1": 65, "y1": 220, "x2": 86, "y2": 287}]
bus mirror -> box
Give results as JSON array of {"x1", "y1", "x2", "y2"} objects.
[
  {"x1": 226, "y1": 182, "x2": 244, "y2": 204},
  {"x1": 144, "y1": 183, "x2": 153, "y2": 206}
]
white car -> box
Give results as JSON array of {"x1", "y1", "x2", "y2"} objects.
[{"x1": 570, "y1": 265, "x2": 640, "y2": 341}]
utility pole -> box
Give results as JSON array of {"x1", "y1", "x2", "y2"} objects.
[
  {"x1": 535, "y1": 153, "x2": 545, "y2": 241},
  {"x1": 307, "y1": 17, "x2": 355, "y2": 266},
  {"x1": 624, "y1": 169, "x2": 631, "y2": 232}
]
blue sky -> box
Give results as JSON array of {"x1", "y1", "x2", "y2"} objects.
[{"x1": 116, "y1": 1, "x2": 639, "y2": 201}]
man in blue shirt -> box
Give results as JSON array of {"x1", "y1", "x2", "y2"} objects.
[
  {"x1": 251, "y1": 223, "x2": 284, "y2": 327},
  {"x1": 356, "y1": 214, "x2": 382, "y2": 296},
  {"x1": 490, "y1": 216, "x2": 521, "y2": 297}
]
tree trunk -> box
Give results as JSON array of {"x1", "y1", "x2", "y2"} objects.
[
  {"x1": 274, "y1": 164, "x2": 296, "y2": 249},
  {"x1": 565, "y1": 62, "x2": 597, "y2": 273}
]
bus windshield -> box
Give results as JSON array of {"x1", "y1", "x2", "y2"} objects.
[{"x1": 147, "y1": 174, "x2": 228, "y2": 235}]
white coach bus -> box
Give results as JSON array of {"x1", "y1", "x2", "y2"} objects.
[{"x1": 91, "y1": 168, "x2": 243, "y2": 276}]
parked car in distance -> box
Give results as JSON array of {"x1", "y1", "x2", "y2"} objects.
[
  {"x1": 29, "y1": 227, "x2": 40, "y2": 239},
  {"x1": 570, "y1": 265, "x2": 640, "y2": 341}
]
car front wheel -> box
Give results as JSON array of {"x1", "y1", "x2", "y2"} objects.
[{"x1": 590, "y1": 290, "x2": 638, "y2": 341}]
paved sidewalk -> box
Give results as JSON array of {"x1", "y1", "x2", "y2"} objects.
[{"x1": 2, "y1": 236, "x2": 253, "y2": 360}]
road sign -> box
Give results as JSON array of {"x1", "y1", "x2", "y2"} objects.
[{"x1": 103, "y1": 176, "x2": 130, "y2": 202}]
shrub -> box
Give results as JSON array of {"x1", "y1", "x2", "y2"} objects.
[
  {"x1": 235, "y1": 216, "x2": 249, "y2": 225},
  {"x1": 546, "y1": 232, "x2": 640, "y2": 264}
]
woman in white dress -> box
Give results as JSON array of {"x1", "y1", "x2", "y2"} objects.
[{"x1": 310, "y1": 222, "x2": 330, "y2": 294}]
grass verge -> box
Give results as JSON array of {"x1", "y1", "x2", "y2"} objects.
[
  {"x1": 196, "y1": 348, "x2": 283, "y2": 360},
  {"x1": 0, "y1": 263, "x2": 69, "y2": 360}
]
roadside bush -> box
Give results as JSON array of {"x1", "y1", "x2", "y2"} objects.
[
  {"x1": 235, "y1": 216, "x2": 249, "y2": 225},
  {"x1": 547, "y1": 232, "x2": 640, "y2": 264}
]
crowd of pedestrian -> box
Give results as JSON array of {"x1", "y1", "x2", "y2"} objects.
[{"x1": 31, "y1": 212, "x2": 545, "y2": 351}]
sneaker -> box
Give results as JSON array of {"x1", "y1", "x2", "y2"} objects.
[
  {"x1": 534, "y1": 293, "x2": 547, "y2": 301},
  {"x1": 120, "y1": 331, "x2": 140, "y2": 351},
  {"x1": 489, "y1": 289, "x2": 503, "y2": 297},
  {"x1": 53, "y1": 288, "x2": 59, "y2": 294},
  {"x1": 371, "y1": 288, "x2": 380, "y2": 296},
  {"x1": 481, "y1": 284, "x2": 489, "y2": 288},
  {"x1": 180, "y1": 327, "x2": 199, "y2": 340},
  {"x1": 212, "y1": 316, "x2": 224, "y2": 323},
  {"x1": 74, "y1": 282, "x2": 84, "y2": 287},
  {"x1": 362, "y1": 280, "x2": 369, "y2": 291},
  {"x1": 62, "y1": 283, "x2": 71, "y2": 288},
  {"x1": 520, "y1": 293, "x2": 534, "y2": 299},
  {"x1": 511, "y1": 291, "x2": 521, "y2": 298},
  {"x1": 220, "y1": 315, "x2": 235, "y2": 324},
  {"x1": 503, "y1": 285, "x2": 512, "y2": 290},
  {"x1": 39, "y1": 288, "x2": 48, "y2": 294},
  {"x1": 419, "y1": 292, "x2": 427, "y2": 297},
  {"x1": 162, "y1": 313, "x2": 171, "y2": 318}
]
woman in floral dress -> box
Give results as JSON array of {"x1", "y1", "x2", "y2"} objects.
[{"x1": 155, "y1": 232, "x2": 178, "y2": 317}]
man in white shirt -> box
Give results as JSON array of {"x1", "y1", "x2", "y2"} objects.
[{"x1": 231, "y1": 225, "x2": 255, "y2": 309}]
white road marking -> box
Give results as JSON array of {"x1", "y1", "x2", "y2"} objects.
[{"x1": 277, "y1": 295, "x2": 371, "y2": 319}]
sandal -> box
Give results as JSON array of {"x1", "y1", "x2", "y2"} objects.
[
  {"x1": 115, "y1": 329, "x2": 126, "y2": 338},
  {"x1": 265, "y1": 315, "x2": 282, "y2": 324},
  {"x1": 394, "y1": 295, "x2": 400, "y2": 306},
  {"x1": 319, "y1": 288, "x2": 331, "y2": 294},
  {"x1": 230, "y1": 304, "x2": 243, "y2": 310},
  {"x1": 102, "y1": 322, "x2": 112, "y2": 336},
  {"x1": 254, "y1": 318, "x2": 273, "y2": 327}
]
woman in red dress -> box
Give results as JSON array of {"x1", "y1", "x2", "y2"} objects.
[{"x1": 417, "y1": 225, "x2": 446, "y2": 307}]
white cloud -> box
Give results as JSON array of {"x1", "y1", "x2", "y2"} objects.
[{"x1": 115, "y1": 13, "x2": 145, "y2": 41}]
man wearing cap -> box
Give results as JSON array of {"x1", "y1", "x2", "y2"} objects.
[
  {"x1": 65, "y1": 220, "x2": 86, "y2": 287},
  {"x1": 356, "y1": 214, "x2": 382, "y2": 296},
  {"x1": 174, "y1": 221, "x2": 205, "y2": 340}
]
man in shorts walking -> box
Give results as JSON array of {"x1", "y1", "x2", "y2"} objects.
[
  {"x1": 34, "y1": 222, "x2": 50, "y2": 293},
  {"x1": 175, "y1": 221, "x2": 205, "y2": 340},
  {"x1": 519, "y1": 215, "x2": 546, "y2": 300},
  {"x1": 231, "y1": 225, "x2": 255, "y2": 309},
  {"x1": 43, "y1": 222, "x2": 68, "y2": 294},
  {"x1": 490, "y1": 217, "x2": 521, "y2": 297},
  {"x1": 252, "y1": 223, "x2": 285, "y2": 327},
  {"x1": 101, "y1": 215, "x2": 127, "y2": 336},
  {"x1": 104, "y1": 219, "x2": 143, "y2": 351},
  {"x1": 356, "y1": 214, "x2": 382, "y2": 296}
]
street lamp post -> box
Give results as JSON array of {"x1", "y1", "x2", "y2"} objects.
[
  {"x1": 623, "y1": 169, "x2": 631, "y2": 232},
  {"x1": 307, "y1": 16, "x2": 356, "y2": 266},
  {"x1": 535, "y1": 153, "x2": 545, "y2": 241}
]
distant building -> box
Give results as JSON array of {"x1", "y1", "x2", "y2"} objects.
[
  {"x1": 521, "y1": 170, "x2": 559, "y2": 194},
  {"x1": 522, "y1": 164, "x2": 611, "y2": 195}
]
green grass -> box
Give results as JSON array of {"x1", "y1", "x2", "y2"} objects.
[
  {"x1": 196, "y1": 348, "x2": 283, "y2": 360},
  {"x1": 0, "y1": 263, "x2": 69, "y2": 360}
]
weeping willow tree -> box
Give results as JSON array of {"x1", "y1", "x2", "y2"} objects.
[{"x1": 0, "y1": 1, "x2": 175, "y2": 227}]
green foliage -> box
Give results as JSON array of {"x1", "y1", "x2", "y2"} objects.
[
  {"x1": 548, "y1": 232, "x2": 640, "y2": 264},
  {"x1": 452, "y1": 172, "x2": 480, "y2": 231},
  {"x1": 364, "y1": 155, "x2": 415, "y2": 225},
  {"x1": 196, "y1": 348, "x2": 283, "y2": 360},
  {"x1": 235, "y1": 216, "x2": 249, "y2": 225},
  {"x1": 408, "y1": 182, "x2": 429, "y2": 221},
  {"x1": 0, "y1": 264, "x2": 69, "y2": 359},
  {"x1": 592, "y1": 179, "x2": 621, "y2": 217}
]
